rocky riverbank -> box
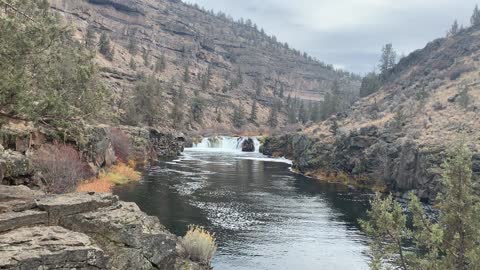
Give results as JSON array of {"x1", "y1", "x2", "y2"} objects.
[
  {"x1": 0, "y1": 185, "x2": 206, "y2": 269},
  {"x1": 261, "y1": 126, "x2": 480, "y2": 202}
]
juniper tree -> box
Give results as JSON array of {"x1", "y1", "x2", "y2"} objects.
[
  {"x1": 127, "y1": 37, "x2": 138, "y2": 55},
  {"x1": 268, "y1": 103, "x2": 279, "y2": 128},
  {"x1": 191, "y1": 91, "x2": 205, "y2": 124},
  {"x1": 361, "y1": 142, "x2": 480, "y2": 270},
  {"x1": 155, "y1": 54, "x2": 166, "y2": 73},
  {"x1": 447, "y1": 20, "x2": 460, "y2": 37},
  {"x1": 0, "y1": 0, "x2": 107, "y2": 125},
  {"x1": 471, "y1": 5, "x2": 480, "y2": 27},
  {"x1": 183, "y1": 64, "x2": 191, "y2": 83},
  {"x1": 250, "y1": 100, "x2": 258, "y2": 122},
  {"x1": 129, "y1": 57, "x2": 137, "y2": 70},
  {"x1": 99, "y1": 32, "x2": 114, "y2": 60},
  {"x1": 142, "y1": 48, "x2": 150, "y2": 66},
  {"x1": 231, "y1": 104, "x2": 245, "y2": 129},
  {"x1": 129, "y1": 75, "x2": 164, "y2": 126},
  {"x1": 171, "y1": 84, "x2": 186, "y2": 128},
  {"x1": 360, "y1": 71, "x2": 381, "y2": 97},
  {"x1": 379, "y1": 43, "x2": 396, "y2": 80},
  {"x1": 85, "y1": 25, "x2": 96, "y2": 49}
]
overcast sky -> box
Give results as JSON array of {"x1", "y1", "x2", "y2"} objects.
[{"x1": 186, "y1": 0, "x2": 478, "y2": 74}]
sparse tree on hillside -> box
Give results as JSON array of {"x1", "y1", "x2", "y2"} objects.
[
  {"x1": 268, "y1": 103, "x2": 279, "y2": 128},
  {"x1": 85, "y1": 25, "x2": 96, "y2": 49},
  {"x1": 379, "y1": 43, "x2": 396, "y2": 80},
  {"x1": 155, "y1": 54, "x2": 166, "y2": 73},
  {"x1": 142, "y1": 48, "x2": 150, "y2": 67},
  {"x1": 127, "y1": 75, "x2": 164, "y2": 126},
  {"x1": 360, "y1": 71, "x2": 381, "y2": 97},
  {"x1": 447, "y1": 20, "x2": 460, "y2": 37},
  {"x1": 298, "y1": 101, "x2": 309, "y2": 124},
  {"x1": 471, "y1": 4, "x2": 480, "y2": 26},
  {"x1": 129, "y1": 57, "x2": 137, "y2": 71},
  {"x1": 255, "y1": 75, "x2": 263, "y2": 96},
  {"x1": 191, "y1": 91, "x2": 205, "y2": 124},
  {"x1": 310, "y1": 102, "x2": 321, "y2": 123},
  {"x1": 279, "y1": 84, "x2": 285, "y2": 98},
  {"x1": 250, "y1": 100, "x2": 258, "y2": 122},
  {"x1": 128, "y1": 36, "x2": 138, "y2": 55},
  {"x1": 232, "y1": 104, "x2": 245, "y2": 129},
  {"x1": 171, "y1": 84, "x2": 186, "y2": 128},
  {"x1": 183, "y1": 64, "x2": 191, "y2": 83},
  {"x1": 99, "y1": 32, "x2": 114, "y2": 60}
]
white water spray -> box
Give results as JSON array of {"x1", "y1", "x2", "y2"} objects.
[{"x1": 189, "y1": 136, "x2": 261, "y2": 153}]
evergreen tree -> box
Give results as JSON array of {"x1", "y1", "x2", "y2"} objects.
[
  {"x1": 279, "y1": 84, "x2": 285, "y2": 98},
  {"x1": 155, "y1": 54, "x2": 166, "y2": 73},
  {"x1": 85, "y1": 25, "x2": 96, "y2": 49},
  {"x1": 171, "y1": 84, "x2": 186, "y2": 128},
  {"x1": 310, "y1": 102, "x2": 321, "y2": 122},
  {"x1": 255, "y1": 75, "x2": 263, "y2": 96},
  {"x1": 232, "y1": 104, "x2": 245, "y2": 129},
  {"x1": 129, "y1": 57, "x2": 137, "y2": 70},
  {"x1": 128, "y1": 75, "x2": 164, "y2": 126},
  {"x1": 447, "y1": 20, "x2": 460, "y2": 37},
  {"x1": 191, "y1": 91, "x2": 204, "y2": 124},
  {"x1": 142, "y1": 48, "x2": 150, "y2": 67},
  {"x1": 298, "y1": 101, "x2": 309, "y2": 124},
  {"x1": 99, "y1": 32, "x2": 114, "y2": 60},
  {"x1": 268, "y1": 103, "x2": 279, "y2": 128},
  {"x1": 379, "y1": 43, "x2": 396, "y2": 80},
  {"x1": 471, "y1": 5, "x2": 480, "y2": 26},
  {"x1": 361, "y1": 142, "x2": 480, "y2": 270},
  {"x1": 0, "y1": 0, "x2": 107, "y2": 125},
  {"x1": 127, "y1": 37, "x2": 138, "y2": 55},
  {"x1": 250, "y1": 100, "x2": 258, "y2": 122},
  {"x1": 183, "y1": 64, "x2": 191, "y2": 83},
  {"x1": 360, "y1": 71, "x2": 381, "y2": 97}
]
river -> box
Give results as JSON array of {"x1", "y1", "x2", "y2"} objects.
[{"x1": 113, "y1": 137, "x2": 372, "y2": 270}]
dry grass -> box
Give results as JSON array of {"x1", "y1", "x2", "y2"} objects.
[
  {"x1": 180, "y1": 225, "x2": 217, "y2": 265},
  {"x1": 76, "y1": 162, "x2": 141, "y2": 193}
]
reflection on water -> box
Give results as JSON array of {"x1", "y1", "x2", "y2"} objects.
[{"x1": 114, "y1": 150, "x2": 372, "y2": 270}]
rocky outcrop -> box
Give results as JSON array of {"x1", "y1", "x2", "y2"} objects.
[
  {"x1": 262, "y1": 128, "x2": 480, "y2": 202},
  {"x1": 241, "y1": 138, "x2": 255, "y2": 152},
  {"x1": 0, "y1": 186, "x2": 203, "y2": 270}
]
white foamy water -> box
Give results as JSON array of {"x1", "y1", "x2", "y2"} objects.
[{"x1": 189, "y1": 136, "x2": 261, "y2": 153}]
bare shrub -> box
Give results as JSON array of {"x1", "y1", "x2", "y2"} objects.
[
  {"x1": 110, "y1": 128, "x2": 132, "y2": 163},
  {"x1": 448, "y1": 64, "x2": 475, "y2": 80},
  {"x1": 32, "y1": 143, "x2": 92, "y2": 194},
  {"x1": 180, "y1": 225, "x2": 217, "y2": 265}
]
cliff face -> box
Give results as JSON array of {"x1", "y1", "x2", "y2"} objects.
[
  {"x1": 48, "y1": 0, "x2": 360, "y2": 131},
  {"x1": 263, "y1": 26, "x2": 480, "y2": 201}
]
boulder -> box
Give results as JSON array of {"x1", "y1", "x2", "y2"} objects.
[
  {"x1": 61, "y1": 202, "x2": 177, "y2": 270},
  {"x1": 36, "y1": 192, "x2": 118, "y2": 225},
  {"x1": 241, "y1": 138, "x2": 255, "y2": 152},
  {"x1": 0, "y1": 226, "x2": 107, "y2": 269},
  {"x1": 0, "y1": 210, "x2": 47, "y2": 232},
  {"x1": 0, "y1": 185, "x2": 44, "y2": 213}
]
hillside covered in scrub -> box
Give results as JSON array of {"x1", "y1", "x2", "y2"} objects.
[
  {"x1": 263, "y1": 22, "x2": 480, "y2": 202},
  {"x1": 47, "y1": 0, "x2": 360, "y2": 133}
]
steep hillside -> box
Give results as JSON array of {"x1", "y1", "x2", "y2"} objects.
[
  {"x1": 48, "y1": 0, "x2": 360, "y2": 132},
  {"x1": 263, "y1": 26, "x2": 480, "y2": 201}
]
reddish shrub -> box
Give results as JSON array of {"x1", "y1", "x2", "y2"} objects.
[
  {"x1": 110, "y1": 128, "x2": 132, "y2": 163},
  {"x1": 32, "y1": 143, "x2": 93, "y2": 194}
]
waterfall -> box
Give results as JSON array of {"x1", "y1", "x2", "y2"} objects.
[{"x1": 190, "y1": 136, "x2": 261, "y2": 153}]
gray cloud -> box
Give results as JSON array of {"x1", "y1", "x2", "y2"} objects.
[{"x1": 186, "y1": 0, "x2": 478, "y2": 74}]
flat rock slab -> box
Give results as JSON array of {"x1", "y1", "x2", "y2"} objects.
[
  {"x1": 61, "y1": 202, "x2": 177, "y2": 270},
  {"x1": 36, "y1": 192, "x2": 118, "y2": 224},
  {"x1": 0, "y1": 225, "x2": 107, "y2": 269},
  {"x1": 0, "y1": 185, "x2": 44, "y2": 213},
  {"x1": 0, "y1": 210, "x2": 47, "y2": 232}
]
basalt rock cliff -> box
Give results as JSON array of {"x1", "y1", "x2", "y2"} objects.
[
  {"x1": 48, "y1": 0, "x2": 360, "y2": 131},
  {"x1": 262, "y1": 26, "x2": 480, "y2": 202}
]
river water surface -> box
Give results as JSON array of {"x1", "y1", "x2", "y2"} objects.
[{"x1": 114, "y1": 138, "x2": 371, "y2": 270}]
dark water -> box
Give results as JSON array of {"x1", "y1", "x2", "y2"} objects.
[{"x1": 114, "y1": 149, "x2": 372, "y2": 270}]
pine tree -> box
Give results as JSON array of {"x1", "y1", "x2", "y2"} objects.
[
  {"x1": 250, "y1": 100, "x2": 258, "y2": 122},
  {"x1": 130, "y1": 75, "x2": 164, "y2": 126},
  {"x1": 447, "y1": 20, "x2": 460, "y2": 37},
  {"x1": 171, "y1": 84, "x2": 186, "y2": 128},
  {"x1": 142, "y1": 48, "x2": 150, "y2": 66},
  {"x1": 191, "y1": 91, "x2": 204, "y2": 124},
  {"x1": 360, "y1": 71, "x2": 381, "y2": 97},
  {"x1": 255, "y1": 76, "x2": 263, "y2": 96},
  {"x1": 310, "y1": 102, "x2": 321, "y2": 122},
  {"x1": 127, "y1": 37, "x2": 138, "y2": 55},
  {"x1": 99, "y1": 32, "x2": 114, "y2": 61},
  {"x1": 183, "y1": 64, "x2": 190, "y2": 83},
  {"x1": 379, "y1": 43, "x2": 396, "y2": 80},
  {"x1": 298, "y1": 101, "x2": 308, "y2": 124},
  {"x1": 471, "y1": 5, "x2": 480, "y2": 26},
  {"x1": 361, "y1": 142, "x2": 480, "y2": 270},
  {"x1": 231, "y1": 104, "x2": 245, "y2": 129},
  {"x1": 279, "y1": 84, "x2": 285, "y2": 98},
  {"x1": 129, "y1": 57, "x2": 137, "y2": 70},
  {"x1": 85, "y1": 26, "x2": 96, "y2": 49},
  {"x1": 268, "y1": 103, "x2": 279, "y2": 128},
  {"x1": 155, "y1": 54, "x2": 166, "y2": 73}
]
